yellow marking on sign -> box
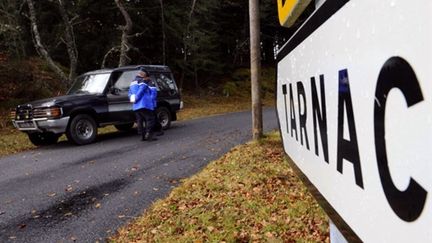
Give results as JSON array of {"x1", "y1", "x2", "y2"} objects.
[{"x1": 277, "y1": 0, "x2": 312, "y2": 27}]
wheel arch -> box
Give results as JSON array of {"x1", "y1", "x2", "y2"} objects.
[
  {"x1": 67, "y1": 107, "x2": 99, "y2": 128},
  {"x1": 157, "y1": 101, "x2": 176, "y2": 121}
]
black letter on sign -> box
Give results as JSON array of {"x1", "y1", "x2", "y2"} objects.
[
  {"x1": 336, "y1": 69, "x2": 364, "y2": 189},
  {"x1": 374, "y1": 56, "x2": 427, "y2": 222},
  {"x1": 297, "y1": 82, "x2": 310, "y2": 150},
  {"x1": 311, "y1": 75, "x2": 329, "y2": 162},
  {"x1": 289, "y1": 83, "x2": 298, "y2": 141},
  {"x1": 282, "y1": 84, "x2": 289, "y2": 134}
]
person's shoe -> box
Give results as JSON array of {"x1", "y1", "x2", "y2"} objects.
[{"x1": 146, "y1": 132, "x2": 157, "y2": 141}]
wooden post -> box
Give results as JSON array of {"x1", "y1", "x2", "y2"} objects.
[{"x1": 249, "y1": 0, "x2": 263, "y2": 140}]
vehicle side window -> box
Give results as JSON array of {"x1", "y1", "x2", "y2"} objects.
[
  {"x1": 154, "y1": 73, "x2": 177, "y2": 92},
  {"x1": 113, "y1": 70, "x2": 138, "y2": 91}
]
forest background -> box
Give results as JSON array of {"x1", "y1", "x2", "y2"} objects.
[{"x1": 0, "y1": 0, "x2": 313, "y2": 128}]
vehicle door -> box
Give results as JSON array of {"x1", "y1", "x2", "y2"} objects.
[
  {"x1": 152, "y1": 72, "x2": 181, "y2": 110},
  {"x1": 106, "y1": 70, "x2": 137, "y2": 122}
]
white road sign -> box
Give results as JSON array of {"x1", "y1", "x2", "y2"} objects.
[{"x1": 276, "y1": 0, "x2": 431, "y2": 241}]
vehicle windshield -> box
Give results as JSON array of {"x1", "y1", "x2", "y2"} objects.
[{"x1": 67, "y1": 73, "x2": 111, "y2": 95}]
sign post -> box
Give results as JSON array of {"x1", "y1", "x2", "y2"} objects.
[{"x1": 276, "y1": 0, "x2": 431, "y2": 241}]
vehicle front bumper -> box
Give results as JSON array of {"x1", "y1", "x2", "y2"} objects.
[{"x1": 12, "y1": 117, "x2": 70, "y2": 134}]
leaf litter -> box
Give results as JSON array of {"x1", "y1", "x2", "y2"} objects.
[{"x1": 111, "y1": 132, "x2": 329, "y2": 242}]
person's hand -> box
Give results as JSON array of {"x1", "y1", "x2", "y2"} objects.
[{"x1": 130, "y1": 95, "x2": 136, "y2": 103}]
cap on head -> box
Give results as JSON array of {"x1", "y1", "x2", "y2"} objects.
[{"x1": 138, "y1": 67, "x2": 148, "y2": 76}]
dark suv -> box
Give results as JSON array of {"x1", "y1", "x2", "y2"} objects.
[{"x1": 11, "y1": 65, "x2": 182, "y2": 145}]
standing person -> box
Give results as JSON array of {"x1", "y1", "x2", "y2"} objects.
[
  {"x1": 128, "y1": 68, "x2": 158, "y2": 141},
  {"x1": 147, "y1": 79, "x2": 164, "y2": 136}
]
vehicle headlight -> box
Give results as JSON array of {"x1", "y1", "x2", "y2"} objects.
[{"x1": 33, "y1": 107, "x2": 62, "y2": 119}]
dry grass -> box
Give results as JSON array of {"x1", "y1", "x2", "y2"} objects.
[
  {"x1": 110, "y1": 132, "x2": 329, "y2": 243},
  {"x1": 177, "y1": 94, "x2": 274, "y2": 121}
]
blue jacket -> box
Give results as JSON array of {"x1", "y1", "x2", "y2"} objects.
[{"x1": 128, "y1": 76, "x2": 158, "y2": 111}]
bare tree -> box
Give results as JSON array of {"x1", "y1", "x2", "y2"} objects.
[
  {"x1": 159, "y1": 0, "x2": 166, "y2": 65},
  {"x1": 179, "y1": 0, "x2": 197, "y2": 90},
  {"x1": 26, "y1": 0, "x2": 68, "y2": 82},
  {"x1": 57, "y1": 0, "x2": 78, "y2": 81},
  {"x1": 26, "y1": 0, "x2": 79, "y2": 85},
  {"x1": 114, "y1": 0, "x2": 133, "y2": 67}
]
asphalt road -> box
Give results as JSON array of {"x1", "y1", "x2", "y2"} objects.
[{"x1": 0, "y1": 108, "x2": 278, "y2": 242}]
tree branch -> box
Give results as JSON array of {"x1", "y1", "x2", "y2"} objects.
[
  {"x1": 101, "y1": 46, "x2": 120, "y2": 68},
  {"x1": 57, "y1": 0, "x2": 78, "y2": 81},
  {"x1": 26, "y1": 0, "x2": 68, "y2": 83},
  {"x1": 114, "y1": 0, "x2": 133, "y2": 67}
]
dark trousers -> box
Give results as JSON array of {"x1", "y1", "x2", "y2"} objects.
[
  {"x1": 135, "y1": 108, "x2": 155, "y2": 136},
  {"x1": 153, "y1": 111, "x2": 162, "y2": 132}
]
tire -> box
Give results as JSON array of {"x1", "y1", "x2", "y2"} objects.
[
  {"x1": 114, "y1": 123, "x2": 134, "y2": 131},
  {"x1": 66, "y1": 114, "x2": 97, "y2": 145},
  {"x1": 156, "y1": 106, "x2": 171, "y2": 130},
  {"x1": 28, "y1": 132, "x2": 60, "y2": 146}
]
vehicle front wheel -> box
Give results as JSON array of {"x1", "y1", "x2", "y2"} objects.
[
  {"x1": 28, "y1": 132, "x2": 60, "y2": 146},
  {"x1": 114, "y1": 123, "x2": 134, "y2": 132},
  {"x1": 66, "y1": 114, "x2": 97, "y2": 145},
  {"x1": 156, "y1": 106, "x2": 171, "y2": 130}
]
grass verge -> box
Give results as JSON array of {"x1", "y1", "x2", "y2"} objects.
[
  {"x1": 177, "y1": 94, "x2": 274, "y2": 121},
  {"x1": 110, "y1": 132, "x2": 329, "y2": 242}
]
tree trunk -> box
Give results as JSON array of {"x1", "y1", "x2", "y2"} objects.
[
  {"x1": 179, "y1": 0, "x2": 197, "y2": 90},
  {"x1": 57, "y1": 0, "x2": 78, "y2": 82},
  {"x1": 249, "y1": 0, "x2": 262, "y2": 140},
  {"x1": 26, "y1": 0, "x2": 68, "y2": 83},
  {"x1": 114, "y1": 0, "x2": 133, "y2": 67},
  {"x1": 159, "y1": 0, "x2": 166, "y2": 65}
]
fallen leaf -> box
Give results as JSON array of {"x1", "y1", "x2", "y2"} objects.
[
  {"x1": 95, "y1": 203, "x2": 101, "y2": 209},
  {"x1": 65, "y1": 185, "x2": 73, "y2": 192},
  {"x1": 18, "y1": 224, "x2": 26, "y2": 229},
  {"x1": 118, "y1": 215, "x2": 126, "y2": 219},
  {"x1": 265, "y1": 232, "x2": 274, "y2": 238},
  {"x1": 47, "y1": 192, "x2": 56, "y2": 197},
  {"x1": 64, "y1": 212, "x2": 73, "y2": 217}
]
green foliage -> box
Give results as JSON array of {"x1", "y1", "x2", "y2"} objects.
[{"x1": 222, "y1": 81, "x2": 237, "y2": 97}]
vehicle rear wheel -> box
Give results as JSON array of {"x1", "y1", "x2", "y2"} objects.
[
  {"x1": 156, "y1": 106, "x2": 171, "y2": 130},
  {"x1": 114, "y1": 123, "x2": 134, "y2": 131},
  {"x1": 66, "y1": 114, "x2": 97, "y2": 145},
  {"x1": 28, "y1": 132, "x2": 60, "y2": 146}
]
